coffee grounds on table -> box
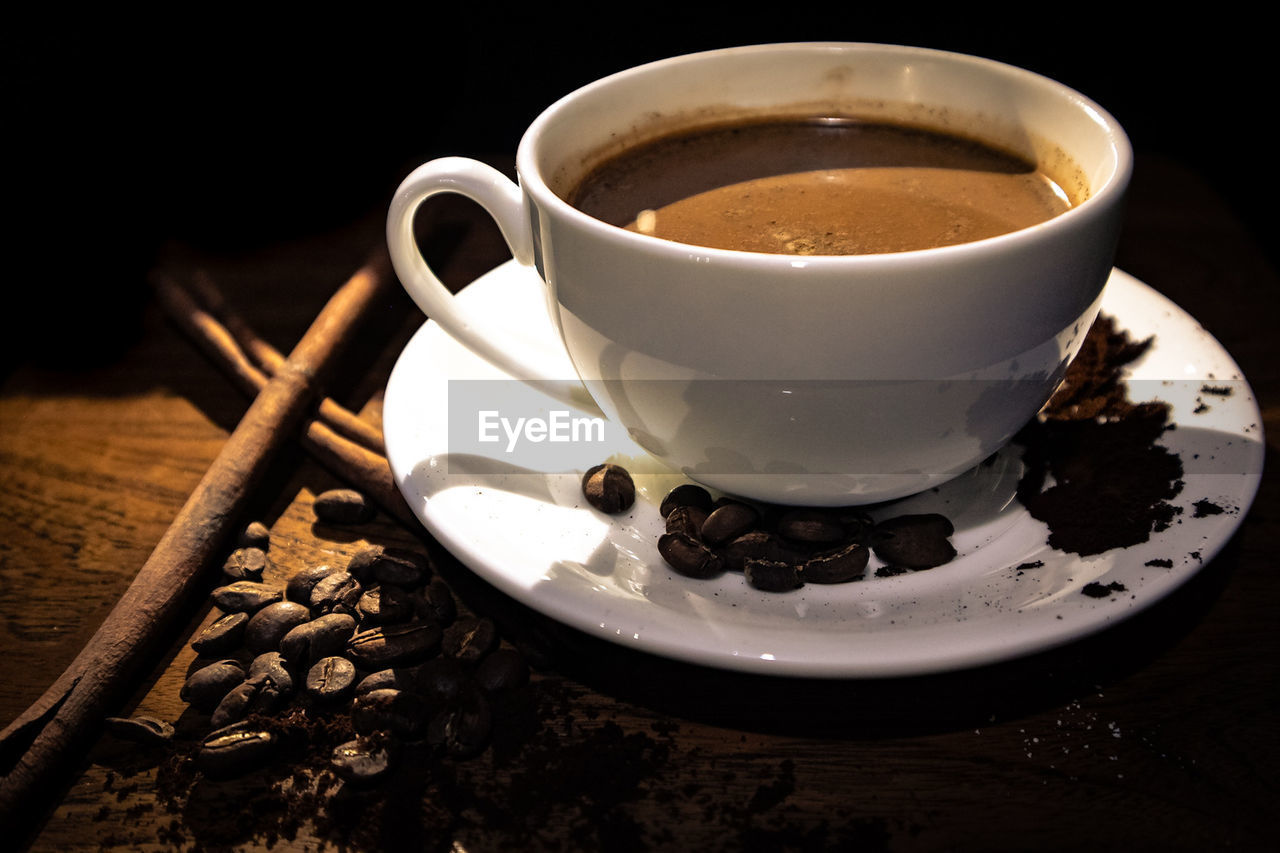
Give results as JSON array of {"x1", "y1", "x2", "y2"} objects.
[{"x1": 1014, "y1": 314, "x2": 1184, "y2": 556}]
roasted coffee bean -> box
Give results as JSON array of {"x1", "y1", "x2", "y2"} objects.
[
  {"x1": 657, "y1": 532, "x2": 724, "y2": 579},
  {"x1": 279, "y1": 612, "x2": 357, "y2": 666},
  {"x1": 743, "y1": 557, "x2": 803, "y2": 592},
  {"x1": 347, "y1": 621, "x2": 442, "y2": 669},
  {"x1": 190, "y1": 611, "x2": 249, "y2": 656},
  {"x1": 285, "y1": 564, "x2": 339, "y2": 604},
  {"x1": 236, "y1": 521, "x2": 271, "y2": 550},
  {"x1": 243, "y1": 601, "x2": 311, "y2": 653},
  {"x1": 427, "y1": 687, "x2": 492, "y2": 758},
  {"x1": 414, "y1": 656, "x2": 472, "y2": 706},
  {"x1": 104, "y1": 715, "x2": 174, "y2": 745},
  {"x1": 181, "y1": 660, "x2": 246, "y2": 712},
  {"x1": 353, "y1": 658, "x2": 458, "y2": 703},
  {"x1": 221, "y1": 546, "x2": 270, "y2": 581},
  {"x1": 331, "y1": 735, "x2": 398, "y2": 787},
  {"x1": 700, "y1": 501, "x2": 759, "y2": 545},
  {"x1": 248, "y1": 652, "x2": 295, "y2": 696},
  {"x1": 371, "y1": 548, "x2": 431, "y2": 587},
  {"x1": 345, "y1": 544, "x2": 383, "y2": 581},
  {"x1": 351, "y1": 688, "x2": 429, "y2": 739},
  {"x1": 777, "y1": 508, "x2": 846, "y2": 544},
  {"x1": 314, "y1": 488, "x2": 376, "y2": 524},
  {"x1": 870, "y1": 513, "x2": 957, "y2": 569},
  {"x1": 660, "y1": 483, "x2": 714, "y2": 518},
  {"x1": 581, "y1": 463, "x2": 636, "y2": 513},
  {"x1": 357, "y1": 584, "x2": 415, "y2": 624},
  {"x1": 442, "y1": 616, "x2": 498, "y2": 664},
  {"x1": 310, "y1": 571, "x2": 363, "y2": 615},
  {"x1": 474, "y1": 647, "x2": 530, "y2": 695},
  {"x1": 355, "y1": 668, "x2": 412, "y2": 698},
  {"x1": 305, "y1": 655, "x2": 358, "y2": 703},
  {"x1": 665, "y1": 504, "x2": 708, "y2": 538},
  {"x1": 210, "y1": 673, "x2": 285, "y2": 729},
  {"x1": 721, "y1": 530, "x2": 806, "y2": 574},
  {"x1": 413, "y1": 578, "x2": 457, "y2": 626},
  {"x1": 832, "y1": 508, "x2": 875, "y2": 541},
  {"x1": 197, "y1": 722, "x2": 278, "y2": 778},
  {"x1": 802, "y1": 542, "x2": 870, "y2": 584},
  {"x1": 211, "y1": 581, "x2": 283, "y2": 613}
]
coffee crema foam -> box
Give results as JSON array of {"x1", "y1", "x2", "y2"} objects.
[
  {"x1": 570, "y1": 117, "x2": 1073, "y2": 256},
  {"x1": 630, "y1": 166, "x2": 1069, "y2": 255}
]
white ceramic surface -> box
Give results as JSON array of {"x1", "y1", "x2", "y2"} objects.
[
  {"x1": 383, "y1": 263, "x2": 1264, "y2": 677},
  {"x1": 387, "y1": 43, "x2": 1133, "y2": 504}
]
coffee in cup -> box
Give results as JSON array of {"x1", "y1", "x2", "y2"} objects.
[{"x1": 568, "y1": 115, "x2": 1073, "y2": 255}]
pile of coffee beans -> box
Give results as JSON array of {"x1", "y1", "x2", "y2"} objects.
[
  {"x1": 180, "y1": 488, "x2": 529, "y2": 785},
  {"x1": 655, "y1": 482, "x2": 957, "y2": 592}
]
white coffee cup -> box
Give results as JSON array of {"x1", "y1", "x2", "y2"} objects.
[{"x1": 387, "y1": 42, "x2": 1131, "y2": 505}]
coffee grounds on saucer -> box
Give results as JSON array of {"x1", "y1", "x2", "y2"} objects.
[{"x1": 1014, "y1": 314, "x2": 1184, "y2": 556}]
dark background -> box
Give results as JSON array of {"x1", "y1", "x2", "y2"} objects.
[{"x1": 5, "y1": 12, "x2": 1269, "y2": 368}]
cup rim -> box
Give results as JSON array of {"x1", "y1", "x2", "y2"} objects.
[{"x1": 515, "y1": 41, "x2": 1133, "y2": 268}]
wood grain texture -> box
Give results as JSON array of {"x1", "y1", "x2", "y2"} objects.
[{"x1": 2, "y1": 158, "x2": 1276, "y2": 851}]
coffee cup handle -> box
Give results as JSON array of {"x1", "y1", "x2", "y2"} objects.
[{"x1": 386, "y1": 157, "x2": 602, "y2": 415}]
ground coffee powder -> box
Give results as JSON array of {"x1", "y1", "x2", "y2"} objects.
[{"x1": 1015, "y1": 314, "x2": 1184, "y2": 555}]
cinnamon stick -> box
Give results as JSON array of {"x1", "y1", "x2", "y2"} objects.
[
  {"x1": 150, "y1": 271, "x2": 416, "y2": 528},
  {"x1": 154, "y1": 270, "x2": 386, "y2": 455},
  {"x1": 0, "y1": 249, "x2": 394, "y2": 833}
]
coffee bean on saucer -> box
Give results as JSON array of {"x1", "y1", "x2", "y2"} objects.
[
  {"x1": 701, "y1": 501, "x2": 760, "y2": 545},
  {"x1": 190, "y1": 611, "x2": 249, "y2": 656},
  {"x1": 802, "y1": 542, "x2": 869, "y2": 584},
  {"x1": 222, "y1": 546, "x2": 270, "y2": 581},
  {"x1": 665, "y1": 505, "x2": 708, "y2": 538},
  {"x1": 211, "y1": 581, "x2": 283, "y2": 614},
  {"x1": 331, "y1": 735, "x2": 398, "y2": 787},
  {"x1": 582, "y1": 463, "x2": 636, "y2": 513},
  {"x1": 243, "y1": 601, "x2": 311, "y2": 653},
  {"x1": 285, "y1": 564, "x2": 340, "y2": 604},
  {"x1": 743, "y1": 557, "x2": 802, "y2": 592},
  {"x1": 870, "y1": 513, "x2": 957, "y2": 569},
  {"x1": 181, "y1": 660, "x2": 246, "y2": 712},
  {"x1": 314, "y1": 488, "x2": 376, "y2": 525},
  {"x1": 721, "y1": 530, "x2": 806, "y2": 574},
  {"x1": 660, "y1": 484, "x2": 714, "y2": 518},
  {"x1": 658, "y1": 532, "x2": 724, "y2": 579},
  {"x1": 777, "y1": 508, "x2": 846, "y2": 544}
]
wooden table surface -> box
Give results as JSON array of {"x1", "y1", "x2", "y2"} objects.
[{"x1": 1, "y1": 151, "x2": 1276, "y2": 851}]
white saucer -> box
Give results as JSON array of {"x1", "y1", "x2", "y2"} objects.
[{"x1": 382, "y1": 262, "x2": 1264, "y2": 678}]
